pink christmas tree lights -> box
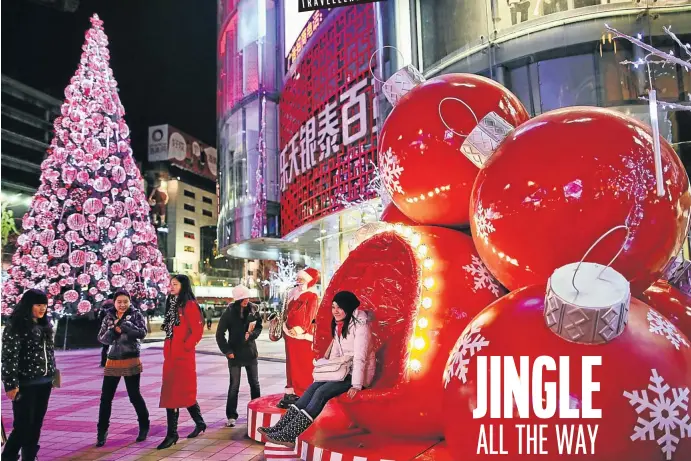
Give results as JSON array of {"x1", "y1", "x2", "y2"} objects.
[{"x1": 1, "y1": 14, "x2": 169, "y2": 316}]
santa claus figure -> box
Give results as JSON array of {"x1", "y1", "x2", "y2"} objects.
[{"x1": 278, "y1": 267, "x2": 320, "y2": 409}]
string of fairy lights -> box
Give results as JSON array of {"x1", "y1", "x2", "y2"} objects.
[{"x1": 349, "y1": 222, "x2": 437, "y2": 374}]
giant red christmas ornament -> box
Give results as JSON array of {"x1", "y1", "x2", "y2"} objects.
[
  {"x1": 378, "y1": 73, "x2": 530, "y2": 228},
  {"x1": 470, "y1": 106, "x2": 691, "y2": 292},
  {"x1": 637, "y1": 279, "x2": 691, "y2": 339},
  {"x1": 313, "y1": 225, "x2": 506, "y2": 438},
  {"x1": 443, "y1": 262, "x2": 691, "y2": 460},
  {"x1": 380, "y1": 202, "x2": 417, "y2": 226}
]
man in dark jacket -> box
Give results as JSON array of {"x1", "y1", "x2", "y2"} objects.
[{"x1": 215, "y1": 285, "x2": 262, "y2": 427}]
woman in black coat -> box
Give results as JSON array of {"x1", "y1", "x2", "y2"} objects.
[
  {"x1": 1, "y1": 289, "x2": 56, "y2": 461},
  {"x1": 215, "y1": 285, "x2": 262, "y2": 427},
  {"x1": 95, "y1": 290, "x2": 150, "y2": 447}
]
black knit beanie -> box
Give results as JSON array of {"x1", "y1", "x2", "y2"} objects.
[
  {"x1": 21, "y1": 289, "x2": 48, "y2": 306},
  {"x1": 332, "y1": 291, "x2": 360, "y2": 314}
]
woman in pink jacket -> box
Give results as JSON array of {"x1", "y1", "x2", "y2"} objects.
[{"x1": 260, "y1": 291, "x2": 375, "y2": 448}]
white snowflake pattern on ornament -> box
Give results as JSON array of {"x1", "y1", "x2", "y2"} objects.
[
  {"x1": 647, "y1": 309, "x2": 690, "y2": 350},
  {"x1": 443, "y1": 322, "x2": 489, "y2": 387},
  {"x1": 379, "y1": 147, "x2": 405, "y2": 196},
  {"x1": 463, "y1": 255, "x2": 502, "y2": 297},
  {"x1": 623, "y1": 369, "x2": 691, "y2": 460},
  {"x1": 474, "y1": 201, "x2": 502, "y2": 245}
]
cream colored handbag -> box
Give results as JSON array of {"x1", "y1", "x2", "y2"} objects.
[{"x1": 312, "y1": 339, "x2": 353, "y2": 382}]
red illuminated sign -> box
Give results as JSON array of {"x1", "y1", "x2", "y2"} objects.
[{"x1": 279, "y1": 4, "x2": 378, "y2": 236}]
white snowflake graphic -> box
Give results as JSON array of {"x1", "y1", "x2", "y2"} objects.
[
  {"x1": 379, "y1": 147, "x2": 404, "y2": 196},
  {"x1": 443, "y1": 323, "x2": 489, "y2": 387},
  {"x1": 623, "y1": 369, "x2": 691, "y2": 460},
  {"x1": 474, "y1": 201, "x2": 502, "y2": 244},
  {"x1": 463, "y1": 255, "x2": 502, "y2": 297},
  {"x1": 648, "y1": 309, "x2": 690, "y2": 350}
]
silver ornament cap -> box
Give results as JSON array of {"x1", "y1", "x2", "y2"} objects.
[
  {"x1": 460, "y1": 112, "x2": 514, "y2": 168},
  {"x1": 544, "y1": 262, "x2": 630, "y2": 345},
  {"x1": 382, "y1": 65, "x2": 426, "y2": 106}
]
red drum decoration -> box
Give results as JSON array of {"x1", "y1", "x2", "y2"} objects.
[
  {"x1": 470, "y1": 107, "x2": 691, "y2": 292},
  {"x1": 378, "y1": 73, "x2": 529, "y2": 228}
]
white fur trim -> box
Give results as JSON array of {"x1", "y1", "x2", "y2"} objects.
[{"x1": 296, "y1": 270, "x2": 312, "y2": 283}]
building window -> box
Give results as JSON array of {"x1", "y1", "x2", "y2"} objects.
[
  {"x1": 184, "y1": 217, "x2": 196, "y2": 226},
  {"x1": 202, "y1": 209, "x2": 213, "y2": 217},
  {"x1": 182, "y1": 263, "x2": 193, "y2": 270},
  {"x1": 184, "y1": 231, "x2": 195, "y2": 239},
  {"x1": 184, "y1": 190, "x2": 196, "y2": 199},
  {"x1": 184, "y1": 203, "x2": 196, "y2": 212},
  {"x1": 537, "y1": 54, "x2": 597, "y2": 112},
  {"x1": 184, "y1": 246, "x2": 195, "y2": 253},
  {"x1": 202, "y1": 196, "x2": 213, "y2": 204}
]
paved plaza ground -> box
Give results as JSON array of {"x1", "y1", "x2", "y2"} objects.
[{"x1": 1, "y1": 336, "x2": 288, "y2": 461}]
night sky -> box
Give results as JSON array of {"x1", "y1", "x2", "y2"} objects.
[{"x1": 2, "y1": 0, "x2": 218, "y2": 163}]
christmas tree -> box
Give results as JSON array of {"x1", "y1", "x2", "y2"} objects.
[{"x1": 1, "y1": 14, "x2": 169, "y2": 316}]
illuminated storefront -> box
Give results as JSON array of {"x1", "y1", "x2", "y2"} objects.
[{"x1": 276, "y1": 3, "x2": 381, "y2": 285}]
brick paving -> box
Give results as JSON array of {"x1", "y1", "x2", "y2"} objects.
[{"x1": 1, "y1": 337, "x2": 288, "y2": 461}]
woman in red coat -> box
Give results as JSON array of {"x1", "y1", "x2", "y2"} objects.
[{"x1": 157, "y1": 274, "x2": 206, "y2": 450}]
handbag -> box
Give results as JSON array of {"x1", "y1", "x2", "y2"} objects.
[
  {"x1": 312, "y1": 338, "x2": 353, "y2": 382},
  {"x1": 52, "y1": 369, "x2": 62, "y2": 388}
]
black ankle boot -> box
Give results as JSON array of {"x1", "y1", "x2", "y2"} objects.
[
  {"x1": 157, "y1": 409, "x2": 179, "y2": 450},
  {"x1": 277, "y1": 393, "x2": 299, "y2": 409},
  {"x1": 136, "y1": 421, "x2": 150, "y2": 442},
  {"x1": 186, "y1": 402, "x2": 207, "y2": 438},
  {"x1": 96, "y1": 429, "x2": 108, "y2": 447}
]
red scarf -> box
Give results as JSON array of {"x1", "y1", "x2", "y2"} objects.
[{"x1": 335, "y1": 320, "x2": 344, "y2": 338}]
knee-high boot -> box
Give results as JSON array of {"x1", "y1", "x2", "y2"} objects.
[
  {"x1": 156, "y1": 409, "x2": 179, "y2": 450},
  {"x1": 186, "y1": 402, "x2": 207, "y2": 438}
]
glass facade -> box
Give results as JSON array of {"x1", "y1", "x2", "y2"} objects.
[
  {"x1": 408, "y1": 0, "x2": 691, "y2": 162},
  {"x1": 417, "y1": 1, "x2": 690, "y2": 72},
  {"x1": 217, "y1": 0, "x2": 281, "y2": 251}
]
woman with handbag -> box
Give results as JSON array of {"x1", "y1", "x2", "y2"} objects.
[
  {"x1": 95, "y1": 290, "x2": 150, "y2": 447},
  {"x1": 99, "y1": 299, "x2": 114, "y2": 367},
  {"x1": 157, "y1": 274, "x2": 206, "y2": 450},
  {"x1": 215, "y1": 285, "x2": 263, "y2": 427},
  {"x1": 260, "y1": 291, "x2": 375, "y2": 448},
  {"x1": 1, "y1": 289, "x2": 56, "y2": 461}
]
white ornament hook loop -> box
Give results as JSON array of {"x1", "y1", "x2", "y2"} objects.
[
  {"x1": 438, "y1": 97, "x2": 479, "y2": 139},
  {"x1": 369, "y1": 46, "x2": 407, "y2": 86},
  {"x1": 571, "y1": 225, "x2": 631, "y2": 293}
]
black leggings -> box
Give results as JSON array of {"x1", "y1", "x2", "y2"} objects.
[
  {"x1": 97, "y1": 374, "x2": 149, "y2": 431},
  {"x1": 2, "y1": 382, "x2": 52, "y2": 461}
]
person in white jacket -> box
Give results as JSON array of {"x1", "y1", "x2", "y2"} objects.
[{"x1": 260, "y1": 291, "x2": 375, "y2": 448}]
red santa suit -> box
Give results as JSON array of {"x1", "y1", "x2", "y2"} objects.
[{"x1": 282, "y1": 268, "x2": 320, "y2": 397}]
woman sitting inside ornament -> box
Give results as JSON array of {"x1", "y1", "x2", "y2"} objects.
[{"x1": 260, "y1": 291, "x2": 375, "y2": 447}]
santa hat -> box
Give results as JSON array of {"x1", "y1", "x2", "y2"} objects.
[{"x1": 297, "y1": 267, "x2": 320, "y2": 288}]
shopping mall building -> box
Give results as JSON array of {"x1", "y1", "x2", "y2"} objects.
[{"x1": 217, "y1": 0, "x2": 691, "y2": 287}]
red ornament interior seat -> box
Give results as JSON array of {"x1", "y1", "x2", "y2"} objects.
[{"x1": 312, "y1": 232, "x2": 420, "y2": 405}]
